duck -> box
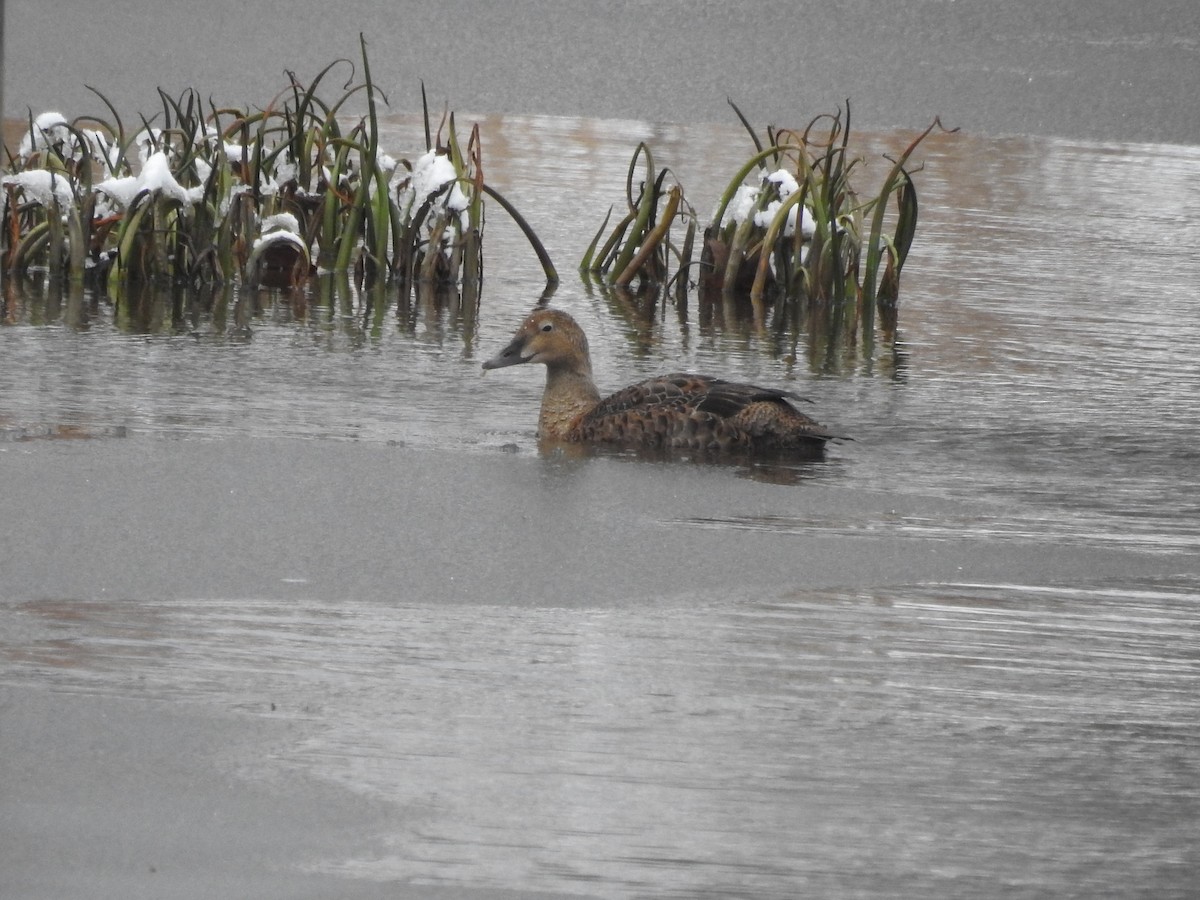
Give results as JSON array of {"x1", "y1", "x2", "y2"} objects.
[{"x1": 482, "y1": 308, "x2": 841, "y2": 458}]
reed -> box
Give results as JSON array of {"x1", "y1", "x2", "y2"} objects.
[
  {"x1": 582, "y1": 101, "x2": 950, "y2": 349},
  {"x1": 1, "y1": 39, "x2": 556, "y2": 309},
  {"x1": 706, "y1": 103, "x2": 951, "y2": 325},
  {"x1": 581, "y1": 142, "x2": 696, "y2": 291}
]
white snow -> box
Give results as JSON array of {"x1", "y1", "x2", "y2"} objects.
[
  {"x1": 0, "y1": 169, "x2": 75, "y2": 209},
  {"x1": 219, "y1": 184, "x2": 252, "y2": 217},
  {"x1": 727, "y1": 184, "x2": 759, "y2": 226},
  {"x1": 80, "y1": 129, "x2": 121, "y2": 170},
  {"x1": 132, "y1": 128, "x2": 165, "y2": 165},
  {"x1": 766, "y1": 168, "x2": 800, "y2": 196},
  {"x1": 394, "y1": 150, "x2": 463, "y2": 220},
  {"x1": 16, "y1": 112, "x2": 120, "y2": 169},
  {"x1": 17, "y1": 112, "x2": 70, "y2": 158},
  {"x1": 725, "y1": 169, "x2": 818, "y2": 238},
  {"x1": 260, "y1": 212, "x2": 301, "y2": 235},
  {"x1": 249, "y1": 213, "x2": 310, "y2": 272},
  {"x1": 251, "y1": 229, "x2": 307, "y2": 254},
  {"x1": 193, "y1": 158, "x2": 214, "y2": 186},
  {"x1": 94, "y1": 151, "x2": 205, "y2": 208},
  {"x1": 136, "y1": 151, "x2": 194, "y2": 204},
  {"x1": 274, "y1": 160, "x2": 298, "y2": 186},
  {"x1": 93, "y1": 174, "x2": 142, "y2": 210}
]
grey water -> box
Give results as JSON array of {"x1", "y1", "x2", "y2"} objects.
[{"x1": 3, "y1": 115, "x2": 1200, "y2": 897}]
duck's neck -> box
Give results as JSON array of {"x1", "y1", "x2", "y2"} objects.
[{"x1": 539, "y1": 363, "x2": 601, "y2": 440}]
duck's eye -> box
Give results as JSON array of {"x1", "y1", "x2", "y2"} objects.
[{"x1": 540, "y1": 323, "x2": 553, "y2": 332}]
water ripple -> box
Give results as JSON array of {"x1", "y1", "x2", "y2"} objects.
[{"x1": 3, "y1": 575, "x2": 1197, "y2": 897}]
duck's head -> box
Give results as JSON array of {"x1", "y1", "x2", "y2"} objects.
[{"x1": 482, "y1": 308, "x2": 592, "y2": 375}]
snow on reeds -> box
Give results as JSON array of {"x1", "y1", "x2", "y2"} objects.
[
  {"x1": 583, "y1": 101, "x2": 951, "y2": 348},
  {"x1": 0, "y1": 37, "x2": 556, "y2": 303}
]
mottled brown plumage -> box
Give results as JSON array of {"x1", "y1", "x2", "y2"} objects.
[{"x1": 482, "y1": 308, "x2": 840, "y2": 457}]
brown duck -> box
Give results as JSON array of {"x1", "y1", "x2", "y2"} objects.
[{"x1": 482, "y1": 308, "x2": 841, "y2": 457}]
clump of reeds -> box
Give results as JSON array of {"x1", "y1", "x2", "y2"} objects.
[
  {"x1": 707, "y1": 104, "x2": 947, "y2": 327},
  {"x1": 580, "y1": 142, "x2": 697, "y2": 301},
  {"x1": 390, "y1": 91, "x2": 556, "y2": 310},
  {"x1": 1, "y1": 36, "x2": 556, "y2": 306},
  {"x1": 582, "y1": 101, "x2": 950, "y2": 341}
]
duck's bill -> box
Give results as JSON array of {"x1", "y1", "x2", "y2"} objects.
[{"x1": 481, "y1": 338, "x2": 530, "y2": 370}]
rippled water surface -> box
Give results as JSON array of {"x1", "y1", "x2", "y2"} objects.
[
  {"x1": 5, "y1": 119, "x2": 1200, "y2": 545},
  {"x1": 6, "y1": 576, "x2": 1199, "y2": 897},
  {"x1": 3, "y1": 116, "x2": 1199, "y2": 897}
]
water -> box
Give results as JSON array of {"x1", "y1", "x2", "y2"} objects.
[
  {"x1": 5, "y1": 118, "x2": 1200, "y2": 548},
  {"x1": 7, "y1": 577, "x2": 1198, "y2": 897},
  {"x1": 2, "y1": 116, "x2": 1199, "y2": 897}
]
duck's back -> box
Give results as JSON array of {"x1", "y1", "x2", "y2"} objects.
[{"x1": 569, "y1": 373, "x2": 835, "y2": 456}]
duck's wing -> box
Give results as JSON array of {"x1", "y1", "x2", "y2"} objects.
[
  {"x1": 692, "y1": 379, "x2": 810, "y2": 418},
  {"x1": 574, "y1": 374, "x2": 836, "y2": 450},
  {"x1": 572, "y1": 374, "x2": 716, "y2": 445},
  {"x1": 584, "y1": 374, "x2": 716, "y2": 419},
  {"x1": 695, "y1": 379, "x2": 840, "y2": 444}
]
